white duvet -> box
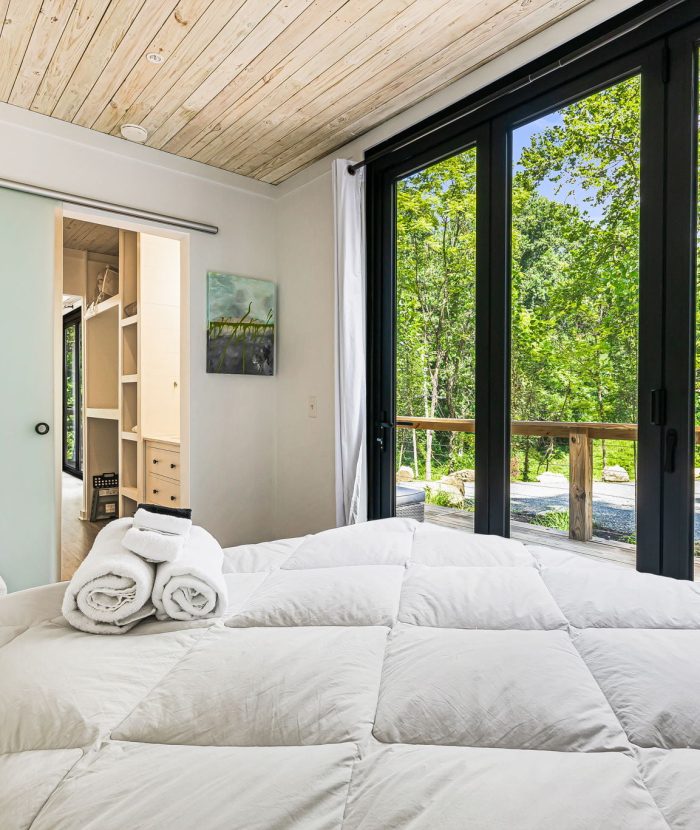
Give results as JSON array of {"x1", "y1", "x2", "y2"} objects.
[{"x1": 1, "y1": 518, "x2": 699, "y2": 829}]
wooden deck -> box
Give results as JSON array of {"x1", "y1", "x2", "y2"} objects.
[{"x1": 425, "y1": 504, "x2": 700, "y2": 579}]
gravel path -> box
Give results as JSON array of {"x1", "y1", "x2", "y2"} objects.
[
  {"x1": 510, "y1": 482, "x2": 634, "y2": 537},
  {"x1": 431, "y1": 480, "x2": 700, "y2": 539}
]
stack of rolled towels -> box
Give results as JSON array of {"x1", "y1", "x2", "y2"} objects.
[{"x1": 62, "y1": 505, "x2": 229, "y2": 634}]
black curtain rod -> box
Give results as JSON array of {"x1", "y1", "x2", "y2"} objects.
[{"x1": 346, "y1": 0, "x2": 684, "y2": 176}]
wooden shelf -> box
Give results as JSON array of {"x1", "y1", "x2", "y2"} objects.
[
  {"x1": 121, "y1": 314, "x2": 138, "y2": 327},
  {"x1": 120, "y1": 486, "x2": 138, "y2": 501},
  {"x1": 87, "y1": 407, "x2": 119, "y2": 420},
  {"x1": 121, "y1": 374, "x2": 138, "y2": 383},
  {"x1": 84, "y1": 294, "x2": 120, "y2": 319},
  {"x1": 121, "y1": 431, "x2": 138, "y2": 442}
]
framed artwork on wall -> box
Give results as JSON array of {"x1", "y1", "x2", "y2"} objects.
[{"x1": 206, "y1": 272, "x2": 276, "y2": 376}]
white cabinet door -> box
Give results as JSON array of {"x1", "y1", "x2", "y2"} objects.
[{"x1": 0, "y1": 189, "x2": 59, "y2": 591}]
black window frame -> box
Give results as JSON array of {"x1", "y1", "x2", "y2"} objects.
[
  {"x1": 62, "y1": 306, "x2": 82, "y2": 479},
  {"x1": 366, "y1": 0, "x2": 700, "y2": 578}
]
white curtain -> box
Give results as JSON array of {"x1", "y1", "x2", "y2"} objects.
[{"x1": 333, "y1": 158, "x2": 367, "y2": 526}]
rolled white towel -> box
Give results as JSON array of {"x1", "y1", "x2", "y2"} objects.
[
  {"x1": 123, "y1": 526, "x2": 185, "y2": 563},
  {"x1": 152, "y1": 526, "x2": 228, "y2": 621},
  {"x1": 62, "y1": 518, "x2": 156, "y2": 634},
  {"x1": 133, "y1": 506, "x2": 192, "y2": 537}
]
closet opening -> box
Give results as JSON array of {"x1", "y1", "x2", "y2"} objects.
[{"x1": 60, "y1": 216, "x2": 187, "y2": 580}]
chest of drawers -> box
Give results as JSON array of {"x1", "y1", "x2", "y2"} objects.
[{"x1": 144, "y1": 438, "x2": 181, "y2": 507}]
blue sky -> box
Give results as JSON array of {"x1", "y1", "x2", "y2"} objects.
[{"x1": 512, "y1": 110, "x2": 605, "y2": 221}]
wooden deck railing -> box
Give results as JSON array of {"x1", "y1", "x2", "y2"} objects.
[{"x1": 396, "y1": 416, "x2": 641, "y2": 542}]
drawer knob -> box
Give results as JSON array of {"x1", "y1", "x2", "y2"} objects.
[
  {"x1": 153, "y1": 459, "x2": 159, "y2": 464},
  {"x1": 170, "y1": 496, "x2": 176, "y2": 501},
  {"x1": 170, "y1": 463, "x2": 176, "y2": 469},
  {"x1": 152, "y1": 489, "x2": 159, "y2": 494}
]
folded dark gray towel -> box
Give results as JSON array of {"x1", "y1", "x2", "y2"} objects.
[{"x1": 137, "y1": 503, "x2": 192, "y2": 520}]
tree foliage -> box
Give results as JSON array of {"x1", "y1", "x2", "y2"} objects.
[{"x1": 396, "y1": 76, "x2": 642, "y2": 482}]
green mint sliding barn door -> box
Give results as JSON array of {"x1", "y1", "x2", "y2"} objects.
[{"x1": 0, "y1": 188, "x2": 59, "y2": 591}]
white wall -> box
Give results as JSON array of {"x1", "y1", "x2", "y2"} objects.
[
  {"x1": 0, "y1": 103, "x2": 277, "y2": 548},
  {"x1": 272, "y1": 0, "x2": 642, "y2": 539},
  {"x1": 274, "y1": 172, "x2": 337, "y2": 537}
]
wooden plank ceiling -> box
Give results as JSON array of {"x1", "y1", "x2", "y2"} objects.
[
  {"x1": 0, "y1": 0, "x2": 594, "y2": 184},
  {"x1": 63, "y1": 218, "x2": 119, "y2": 254}
]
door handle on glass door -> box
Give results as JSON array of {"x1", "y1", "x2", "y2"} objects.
[
  {"x1": 376, "y1": 421, "x2": 393, "y2": 451},
  {"x1": 35, "y1": 422, "x2": 50, "y2": 435}
]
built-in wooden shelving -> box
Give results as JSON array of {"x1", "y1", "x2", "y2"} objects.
[
  {"x1": 67, "y1": 227, "x2": 181, "y2": 523},
  {"x1": 86, "y1": 407, "x2": 119, "y2": 420},
  {"x1": 84, "y1": 294, "x2": 119, "y2": 318},
  {"x1": 120, "y1": 486, "x2": 138, "y2": 502}
]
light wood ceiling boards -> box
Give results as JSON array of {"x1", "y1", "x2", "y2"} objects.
[
  {"x1": 1, "y1": 0, "x2": 595, "y2": 183},
  {"x1": 63, "y1": 218, "x2": 119, "y2": 254}
]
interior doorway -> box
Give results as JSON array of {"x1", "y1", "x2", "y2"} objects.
[{"x1": 59, "y1": 215, "x2": 188, "y2": 580}]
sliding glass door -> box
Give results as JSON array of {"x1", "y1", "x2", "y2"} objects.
[
  {"x1": 0, "y1": 189, "x2": 59, "y2": 591},
  {"x1": 694, "y1": 42, "x2": 700, "y2": 581},
  {"x1": 664, "y1": 23, "x2": 700, "y2": 581},
  {"x1": 366, "y1": 125, "x2": 489, "y2": 526},
  {"x1": 367, "y1": 2, "x2": 700, "y2": 579},
  {"x1": 394, "y1": 146, "x2": 479, "y2": 530},
  {"x1": 508, "y1": 75, "x2": 643, "y2": 562}
]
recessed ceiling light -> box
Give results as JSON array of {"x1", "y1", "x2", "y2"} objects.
[
  {"x1": 120, "y1": 123, "x2": 148, "y2": 143},
  {"x1": 146, "y1": 52, "x2": 164, "y2": 64}
]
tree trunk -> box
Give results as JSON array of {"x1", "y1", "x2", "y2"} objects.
[
  {"x1": 544, "y1": 438, "x2": 554, "y2": 472},
  {"x1": 425, "y1": 430, "x2": 433, "y2": 481},
  {"x1": 412, "y1": 430, "x2": 419, "y2": 479},
  {"x1": 596, "y1": 381, "x2": 607, "y2": 469},
  {"x1": 523, "y1": 438, "x2": 530, "y2": 482},
  {"x1": 425, "y1": 369, "x2": 440, "y2": 481}
]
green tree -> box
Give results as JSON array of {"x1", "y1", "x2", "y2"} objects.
[{"x1": 395, "y1": 75, "x2": 642, "y2": 484}]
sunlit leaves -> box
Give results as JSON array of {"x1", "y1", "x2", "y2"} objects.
[{"x1": 396, "y1": 78, "x2": 642, "y2": 479}]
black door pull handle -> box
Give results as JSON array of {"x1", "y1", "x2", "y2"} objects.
[
  {"x1": 664, "y1": 428, "x2": 677, "y2": 473},
  {"x1": 651, "y1": 389, "x2": 666, "y2": 425},
  {"x1": 376, "y1": 420, "x2": 393, "y2": 451},
  {"x1": 35, "y1": 422, "x2": 50, "y2": 435}
]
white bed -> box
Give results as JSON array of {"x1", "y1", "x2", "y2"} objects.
[{"x1": 1, "y1": 518, "x2": 699, "y2": 829}]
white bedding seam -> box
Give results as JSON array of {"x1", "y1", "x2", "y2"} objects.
[
  {"x1": 0, "y1": 624, "x2": 28, "y2": 650},
  {"x1": 369, "y1": 616, "x2": 401, "y2": 745},
  {"x1": 339, "y1": 744, "x2": 362, "y2": 829},
  {"x1": 632, "y1": 750, "x2": 674, "y2": 830},
  {"x1": 26, "y1": 749, "x2": 85, "y2": 830},
  {"x1": 569, "y1": 627, "x2": 638, "y2": 756},
  {"x1": 107, "y1": 624, "x2": 220, "y2": 741}
]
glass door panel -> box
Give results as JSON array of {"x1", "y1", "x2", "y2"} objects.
[
  {"x1": 0, "y1": 189, "x2": 59, "y2": 590},
  {"x1": 395, "y1": 147, "x2": 478, "y2": 531},
  {"x1": 510, "y1": 76, "x2": 641, "y2": 561},
  {"x1": 63, "y1": 308, "x2": 82, "y2": 477},
  {"x1": 694, "y1": 46, "x2": 700, "y2": 580}
]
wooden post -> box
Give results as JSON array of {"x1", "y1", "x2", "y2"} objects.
[{"x1": 569, "y1": 431, "x2": 593, "y2": 541}]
